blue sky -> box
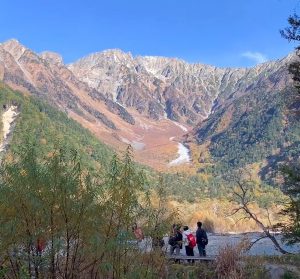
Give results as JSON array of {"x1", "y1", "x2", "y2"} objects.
[{"x1": 0, "y1": 0, "x2": 299, "y2": 68}]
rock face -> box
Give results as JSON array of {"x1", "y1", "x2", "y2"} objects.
[
  {"x1": 39, "y1": 51, "x2": 64, "y2": 67},
  {"x1": 0, "y1": 39, "x2": 127, "y2": 130},
  {"x1": 0, "y1": 39, "x2": 293, "y2": 128},
  {"x1": 68, "y1": 49, "x2": 293, "y2": 125}
]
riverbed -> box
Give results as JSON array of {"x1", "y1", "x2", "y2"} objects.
[
  {"x1": 164, "y1": 233, "x2": 299, "y2": 256},
  {"x1": 205, "y1": 232, "x2": 299, "y2": 256}
]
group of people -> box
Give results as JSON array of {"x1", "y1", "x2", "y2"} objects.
[
  {"x1": 131, "y1": 221, "x2": 208, "y2": 257},
  {"x1": 169, "y1": 222, "x2": 208, "y2": 260}
]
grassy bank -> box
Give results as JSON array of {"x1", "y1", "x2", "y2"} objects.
[{"x1": 167, "y1": 246, "x2": 300, "y2": 279}]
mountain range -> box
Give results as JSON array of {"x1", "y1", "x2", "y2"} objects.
[{"x1": 0, "y1": 38, "x2": 299, "y2": 182}]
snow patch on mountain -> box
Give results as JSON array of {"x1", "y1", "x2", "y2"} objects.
[
  {"x1": 168, "y1": 137, "x2": 190, "y2": 166},
  {"x1": 0, "y1": 106, "x2": 19, "y2": 154}
]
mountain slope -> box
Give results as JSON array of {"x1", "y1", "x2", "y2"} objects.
[
  {"x1": 185, "y1": 84, "x2": 300, "y2": 184},
  {"x1": 67, "y1": 46, "x2": 299, "y2": 179},
  {"x1": 0, "y1": 82, "x2": 213, "y2": 202},
  {"x1": 0, "y1": 40, "x2": 192, "y2": 169},
  {"x1": 0, "y1": 81, "x2": 115, "y2": 171},
  {"x1": 0, "y1": 39, "x2": 298, "y2": 177}
]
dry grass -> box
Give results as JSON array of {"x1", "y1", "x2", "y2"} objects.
[
  {"x1": 215, "y1": 241, "x2": 271, "y2": 279},
  {"x1": 215, "y1": 243, "x2": 243, "y2": 279},
  {"x1": 167, "y1": 243, "x2": 299, "y2": 279}
]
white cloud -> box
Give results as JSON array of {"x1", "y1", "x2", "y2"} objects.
[{"x1": 242, "y1": 51, "x2": 268, "y2": 64}]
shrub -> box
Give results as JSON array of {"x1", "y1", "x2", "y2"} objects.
[
  {"x1": 281, "y1": 271, "x2": 299, "y2": 279},
  {"x1": 0, "y1": 144, "x2": 176, "y2": 278},
  {"x1": 215, "y1": 242, "x2": 270, "y2": 279},
  {"x1": 215, "y1": 243, "x2": 242, "y2": 279}
]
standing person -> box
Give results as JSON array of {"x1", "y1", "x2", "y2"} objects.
[
  {"x1": 168, "y1": 224, "x2": 182, "y2": 259},
  {"x1": 132, "y1": 223, "x2": 145, "y2": 250},
  {"x1": 35, "y1": 236, "x2": 46, "y2": 254},
  {"x1": 182, "y1": 226, "x2": 195, "y2": 263},
  {"x1": 196, "y1": 221, "x2": 208, "y2": 257},
  {"x1": 132, "y1": 223, "x2": 144, "y2": 242}
]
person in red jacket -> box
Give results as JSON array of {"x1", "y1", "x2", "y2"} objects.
[
  {"x1": 35, "y1": 236, "x2": 46, "y2": 253},
  {"x1": 132, "y1": 223, "x2": 144, "y2": 242}
]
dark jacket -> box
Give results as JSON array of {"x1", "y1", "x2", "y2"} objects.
[{"x1": 196, "y1": 228, "x2": 207, "y2": 245}]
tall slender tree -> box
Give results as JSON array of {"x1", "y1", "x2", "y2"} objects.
[
  {"x1": 281, "y1": 14, "x2": 300, "y2": 115},
  {"x1": 276, "y1": 164, "x2": 300, "y2": 245}
]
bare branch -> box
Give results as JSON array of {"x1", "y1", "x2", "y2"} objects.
[
  {"x1": 230, "y1": 216, "x2": 250, "y2": 228},
  {"x1": 230, "y1": 170, "x2": 292, "y2": 254},
  {"x1": 229, "y1": 206, "x2": 244, "y2": 216},
  {"x1": 245, "y1": 235, "x2": 268, "y2": 251}
]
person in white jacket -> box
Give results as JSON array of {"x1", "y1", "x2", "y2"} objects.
[{"x1": 182, "y1": 226, "x2": 194, "y2": 263}]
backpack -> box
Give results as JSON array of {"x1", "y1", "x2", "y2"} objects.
[
  {"x1": 168, "y1": 235, "x2": 177, "y2": 246},
  {"x1": 187, "y1": 233, "x2": 196, "y2": 248},
  {"x1": 201, "y1": 237, "x2": 208, "y2": 245},
  {"x1": 198, "y1": 228, "x2": 208, "y2": 246}
]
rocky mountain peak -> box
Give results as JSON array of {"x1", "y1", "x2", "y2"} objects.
[
  {"x1": 67, "y1": 49, "x2": 136, "y2": 98},
  {"x1": 39, "y1": 51, "x2": 64, "y2": 67},
  {"x1": 134, "y1": 55, "x2": 181, "y2": 77},
  {"x1": 1, "y1": 39, "x2": 27, "y2": 60},
  {"x1": 65, "y1": 48, "x2": 293, "y2": 125},
  {"x1": 101, "y1": 49, "x2": 133, "y2": 63},
  {"x1": 68, "y1": 49, "x2": 134, "y2": 69},
  {"x1": 0, "y1": 39, "x2": 293, "y2": 131}
]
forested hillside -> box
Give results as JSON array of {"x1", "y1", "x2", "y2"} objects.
[
  {"x1": 186, "y1": 84, "x2": 300, "y2": 185},
  {"x1": 0, "y1": 82, "x2": 115, "y2": 171}
]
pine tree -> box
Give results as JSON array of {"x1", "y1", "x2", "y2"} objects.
[
  {"x1": 280, "y1": 14, "x2": 300, "y2": 115},
  {"x1": 276, "y1": 164, "x2": 300, "y2": 245}
]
